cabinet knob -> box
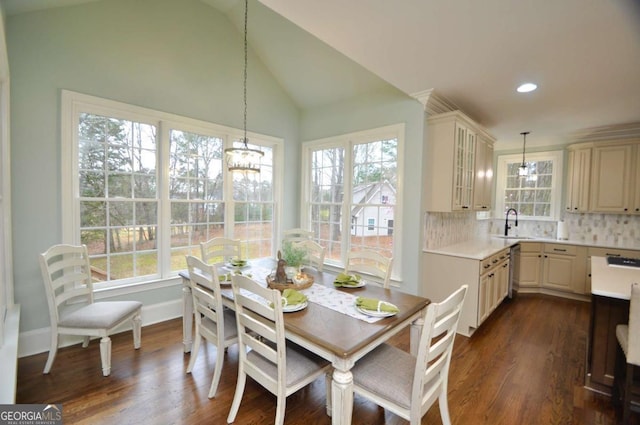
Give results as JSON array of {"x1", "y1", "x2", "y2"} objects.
[
  {"x1": 544, "y1": 255, "x2": 548, "y2": 258},
  {"x1": 624, "y1": 208, "x2": 628, "y2": 211},
  {"x1": 574, "y1": 207, "x2": 578, "y2": 210}
]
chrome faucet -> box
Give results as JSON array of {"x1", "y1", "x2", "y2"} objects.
[{"x1": 504, "y1": 208, "x2": 518, "y2": 236}]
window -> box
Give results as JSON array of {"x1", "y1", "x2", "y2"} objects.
[
  {"x1": 62, "y1": 91, "x2": 281, "y2": 288},
  {"x1": 495, "y1": 151, "x2": 563, "y2": 220},
  {"x1": 302, "y1": 124, "x2": 403, "y2": 279}
]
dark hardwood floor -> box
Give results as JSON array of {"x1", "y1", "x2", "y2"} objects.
[{"x1": 16, "y1": 294, "x2": 633, "y2": 425}]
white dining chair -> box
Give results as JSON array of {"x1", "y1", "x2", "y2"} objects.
[
  {"x1": 281, "y1": 228, "x2": 313, "y2": 244},
  {"x1": 200, "y1": 237, "x2": 242, "y2": 267},
  {"x1": 39, "y1": 244, "x2": 142, "y2": 376},
  {"x1": 293, "y1": 239, "x2": 326, "y2": 272},
  {"x1": 345, "y1": 249, "x2": 393, "y2": 288},
  {"x1": 227, "y1": 274, "x2": 331, "y2": 425},
  {"x1": 613, "y1": 282, "x2": 640, "y2": 423},
  {"x1": 185, "y1": 255, "x2": 238, "y2": 398},
  {"x1": 350, "y1": 284, "x2": 468, "y2": 425}
]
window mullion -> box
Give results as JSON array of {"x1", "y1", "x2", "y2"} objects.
[
  {"x1": 341, "y1": 139, "x2": 354, "y2": 264},
  {"x1": 157, "y1": 121, "x2": 171, "y2": 278}
]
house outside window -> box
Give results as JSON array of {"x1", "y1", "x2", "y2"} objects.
[
  {"x1": 62, "y1": 91, "x2": 281, "y2": 289},
  {"x1": 495, "y1": 151, "x2": 563, "y2": 220},
  {"x1": 301, "y1": 124, "x2": 404, "y2": 279}
]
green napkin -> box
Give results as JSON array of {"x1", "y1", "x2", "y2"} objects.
[
  {"x1": 355, "y1": 296, "x2": 399, "y2": 313},
  {"x1": 270, "y1": 288, "x2": 308, "y2": 308},
  {"x1": 230, "y1": 258, "x2": 247, "y2": 267},
  {"x1": 334, "y1": 272, "x2": 362, "y2": 287}
]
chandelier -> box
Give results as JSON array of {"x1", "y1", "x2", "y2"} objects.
[
  {"x1": 225, "y1": 0, "x2": 263, "y2": 173},
  {"x1": 518, "y1": 131, "x2": 530, "y2": 177}
]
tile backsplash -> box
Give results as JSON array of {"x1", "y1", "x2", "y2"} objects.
[{"x1": 424, "y1": 212, "x2": 640, "y2": 249}]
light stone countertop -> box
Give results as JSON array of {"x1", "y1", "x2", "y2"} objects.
[
  {"x1": 424, "y1": 235, "x2": 640, "y2": 261},
  {"x1": 591, "y1": 256, "x2": 640, "y2": 300}
]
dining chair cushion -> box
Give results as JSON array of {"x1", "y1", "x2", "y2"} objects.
[
  {"x1": 59, "y1": 301, "x2": 143, "y2": 329},
  {"x1": 247, "y1": 343, "x2": 329, "y2": 387},
  {"x1": 352, "y1": 343, "x2": 416, "y2": 409},
  {"x1": 201, "y1": 309, "x2": 238, "y2": 339},
  {"x1": 617, "y1": 323, "x2": 630, "y2": 361}
]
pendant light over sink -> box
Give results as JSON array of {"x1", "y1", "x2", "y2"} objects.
[
  {"x1": 518, "y1": 131, "x2": 530, "y2": 177},
  {"x1": 224, "y1": 0, "x2": 263, "y2": 173}
]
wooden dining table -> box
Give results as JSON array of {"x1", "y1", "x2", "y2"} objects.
[{"x1": 179, "y1": 259, "x2": 430, "y2": 425}]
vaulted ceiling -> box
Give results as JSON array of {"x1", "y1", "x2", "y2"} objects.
[{"x1": 3, "y1": 0, "x2": 640, "y2": 149}]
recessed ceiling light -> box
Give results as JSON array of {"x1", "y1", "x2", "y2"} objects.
[{"x1": 517, "y1": 83, "x2": 538, "y2": 93}]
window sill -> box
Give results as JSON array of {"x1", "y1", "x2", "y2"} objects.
[{"x1": 93, "y1": 275, "x2": 183, "y2": 300}]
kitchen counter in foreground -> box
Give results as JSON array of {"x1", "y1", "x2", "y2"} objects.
[
  {"x1": 424, "y1": 236, "x2": 640, "y2": 261},
  {"x1": 591, "y1": 256, "x2": 639, "y2": 300},
  {"x1": 586, "y1": 256, "x2": 640, "y2": 395}
]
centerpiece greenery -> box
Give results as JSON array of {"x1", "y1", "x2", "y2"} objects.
[{"x1": 282, "y1": 241, "x2": 307, "y2": 269}]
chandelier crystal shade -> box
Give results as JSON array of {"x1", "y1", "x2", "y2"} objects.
[
  {"x1": 224, "y1": 0, "x2": 263, "y2": 173},
  {"x1": 518, "y1": 131, "x2": 530, "y2": 177}
]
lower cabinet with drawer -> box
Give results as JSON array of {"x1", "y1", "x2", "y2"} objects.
[
  {"x1": 515, "y1": 242, "x2": 588, "y2": 298},
  {"x1": 424, "y1": 248, "x2": 511, "y2": 337},
  {"x1": 541, "y1": 243, "x2": 588, "y2": 295}
]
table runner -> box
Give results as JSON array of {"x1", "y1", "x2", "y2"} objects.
[{"x1": 218, "y1": 266, "x2": 386, "y2": 323}]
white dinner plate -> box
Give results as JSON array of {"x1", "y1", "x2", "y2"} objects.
[
  {"x1": 225, "y1": 261, "x2": 249, "y2": 270},
  {"x1": 336, "y1": 280, "x2": 366, "y2": 288},
  {"x1": 283, "y1": 301, "x2": 308, "y2": 313},
  {"x1": 355, "y1": 304, "x2": 397, "y2": 318}
]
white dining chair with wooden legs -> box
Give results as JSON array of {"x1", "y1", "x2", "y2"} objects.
[
  {"x1": 227, "y1": 274, "x2": 331, "y2": 425},
  {"x1": 200, "y1": 237, "x2": 242, "y2": 267},
  {"x1": 293, "y1": 239, "x2": 326, "y2": 272},
  {"x1": 612, "y1": 282, "x2": 640, "y2": 424},
  {"x1": 350, "y1": 284, "x2": 468, "y2": 425},
  {"x1": 345, "y1": 249, "x2": 393, "y2": 288},
  {"x1": 185, "y1": 255, "x2": 238, "y2": 398},
  {"x1": 39, "y1": 244, "x2": 142, "y2": 377}
]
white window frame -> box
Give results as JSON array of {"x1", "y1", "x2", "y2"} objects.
[
  {"x1": 301, "y1": 123, "x2": 404, "y2": 281},
  {"x1": 61, "y1": 90, "x2": 283, "y2": 293},
  {"x1": 494, "y1": 150, "x2": 564, "y2": 221}
]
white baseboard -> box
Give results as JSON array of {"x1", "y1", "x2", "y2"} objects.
[
  {"x1": 0, "y1": 304, "x2": 20, "y2": 403},
  {"x1": 18, "y1": 299, "x2": 183, "y2": 358}
]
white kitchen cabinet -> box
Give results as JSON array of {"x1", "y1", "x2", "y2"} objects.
[
  {"x1": 565, "y1": 144, "x2": 591, "y2": 213},
  {"x1": 514, "y1": 242, "x2": 542, "y2": 290},
  {"x1": 515, "y1": 242, "x2": 588, "y2": 296},
  {"x1": 473, "y1": 135, "x2": 494, "y2": 211},
  {"x1": 590, "y1": 142, "x2": 635, "y2": 213},
  {"x1": 541, "y1": 243, "x2": 588, "y2": 295},
  {"x1": 424, "y1": 247, "x2": 510, "y2": 337},
  {"x1": 634, "y1": 146, "x2": 640, "y2": 213},
  {"x1": 424, "y1": 111, "x2": 495, "y2": 212}
]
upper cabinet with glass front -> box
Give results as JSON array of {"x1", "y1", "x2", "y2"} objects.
[{"x1": 424, "y1": 111, "x2": 495, "y2": 212}]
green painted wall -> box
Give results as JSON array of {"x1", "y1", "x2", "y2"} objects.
[
  {"x1": 5, "y1": 0, "x2": 428, "y2": 338},
  {"x1": 300, "y1": 87, "x2": 426, "y2": 296},
  {"x1": 6, "y1": 0, "x2": 300, "y2": 332}
]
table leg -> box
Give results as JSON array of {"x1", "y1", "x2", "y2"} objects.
[
  {"x1": 182, "y1": 280, "x2": 193, "y2": 353},
  {"x1": 331, "y1": 368, "x2": 354, "y2": 425},
  {"x1": 410, "y1": 316, "x2": 424, "y2": 356}
]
